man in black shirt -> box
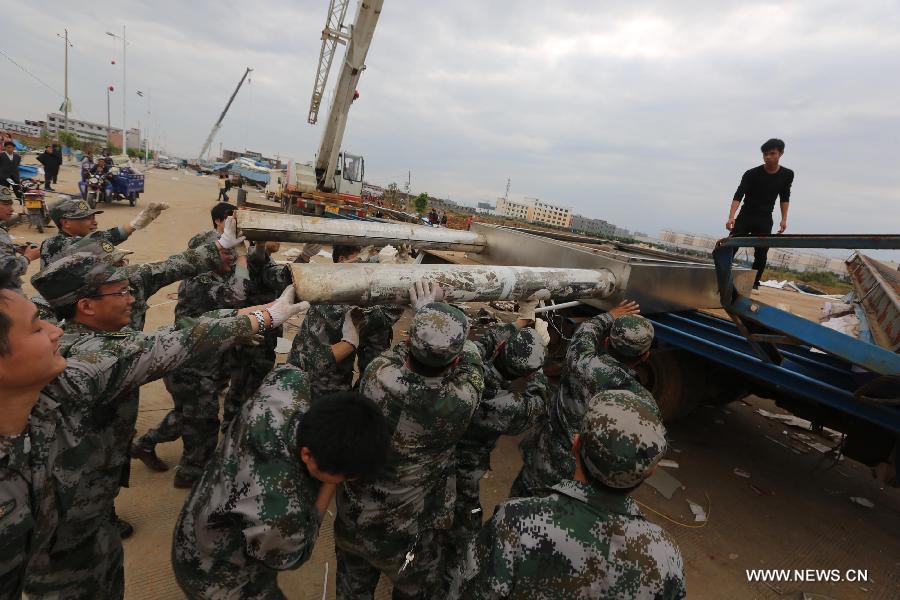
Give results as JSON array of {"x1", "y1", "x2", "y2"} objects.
[{"x1": 727, "y1": 138, "x2": 794, "y2": 289}]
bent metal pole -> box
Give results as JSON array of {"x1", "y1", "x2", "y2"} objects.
[
  {"x1": 236, "y1": 210, "x2": 487, "y2": 253},
  {"x1": 289, "y1": 263, "x2": 617, "y2": 306}
]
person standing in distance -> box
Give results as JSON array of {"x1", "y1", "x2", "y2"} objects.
[{"x1": 726, "y1": 138, "x2": 794, "y2": 289}]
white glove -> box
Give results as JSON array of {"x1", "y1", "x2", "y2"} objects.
[
  {"x1": 300, "y1": 243, "x2": 322, "y2": 261},
  {"x1": 341, "y1": 309, "x2": 360, "y2": 348},
  {"x1": 217, "y1": 216, "x2": 245, "y2": 250},
  {"x1": 517, "y1": 298, "x2": 540, "y2": 322},
  {"x1": 377, "y1": 245, "x2": 399, "y2": 264},
  {"x1": 409, "y1": 280, "x2": 446, "y2": 310},
  {"x1": 129, "y1": 202, "x2": 169, "y2": 230},
  {"x1": 267, "y1": 286, "x2": 310, "y2": 327},
  {"x1": 397, "y1": 243, "x2": 413, "y2": 262},
  {"x1": 534, "y1": 318, "x2": 551, "y2": 346}
]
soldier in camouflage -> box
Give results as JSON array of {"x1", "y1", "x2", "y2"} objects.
[
  {"x1": 131, "y1": 206, "x2": 251, "y2": 486},
  {"x1": 0, "y1": 254, "x2": 306, "y2": 599},
  {"x1": 450, "y1": 320, "x2": 551, "y2": 571},
  {"x1": 48, "y1": 230, "x2": 242, "y2": 537},
  {"x1": 173, "y1": 373, "x2": 390, "y2": 599},
  {"x1": 511, "y1": 301, "x2": 660, "y2": 497},
  {"x1": 288, "y1": 244, "x2": 405, "y2": 400},
  {"x1": 452, "y1": 389, "x2": 686, "y2": 599},
  {"x1": 335, "y1": 282, "x2": 485, "y2": 599},
  {"x1": 39, "y1": 196, "x2": 168, "y2": 268},
  {"x1": 0, "y1": 186, "x2": 40, "y2": 293},
  {"x1": 221, "y1": 241, "x2": 291, "y2": 429}
]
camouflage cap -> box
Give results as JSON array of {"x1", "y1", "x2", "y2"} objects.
[
  {"x1": 608, "y1": 314, "x2": 654, "y2": 358},
  {"x1": 59, "y1": 233, "x2": 133, "y2": 262},
  {"x1": 496, "y1": 327, "x2": 545, "y2": 378},
  {"x1": 580, "y1": 389, "x2": 667, "y2": 488},
  {"x1": 0, "y1": 187, "x2": 14, "y2": 204},
  {"x1": 50, "y1": 197, "x2": 103, "y2": 224},
  {"x1": 31, "y1": 252, "x2": 129, "y2": 308},
  {"x1": 408, "y1": 302, "x2": 469, "y2": 368}
]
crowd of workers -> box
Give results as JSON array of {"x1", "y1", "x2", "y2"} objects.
[{"x1": 0, "y1": 136, "x2": 803, "y2": 599}]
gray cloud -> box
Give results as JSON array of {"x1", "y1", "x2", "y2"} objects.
[{"x1": 2, "y1": 0, "x2": 898, "y2": 253}]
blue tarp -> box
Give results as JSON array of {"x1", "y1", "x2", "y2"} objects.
[
  {"x1": 18, "y1": 164, "x2": 40, "y2": 179},
  {"x1": 11, "y1": 139, "x2": 27, "y2": 152}
]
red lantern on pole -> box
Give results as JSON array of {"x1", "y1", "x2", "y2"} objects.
[{"x1": 108, "y1": 85, "x2": 115, "y2": 92}]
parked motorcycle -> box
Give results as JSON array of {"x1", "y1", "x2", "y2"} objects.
[{"x1": 6, "y1": 178, "x2": 52, "y2": 233}]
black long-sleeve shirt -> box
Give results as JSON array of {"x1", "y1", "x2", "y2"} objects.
[{"x1": 733, "y1": 165, "x2": 794, "y2": 218}]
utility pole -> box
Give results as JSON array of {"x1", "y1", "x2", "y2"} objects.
[
  {"x1": 106, "y1": 26, "x2": 128, "y2": 154},
  {"x1": 57, "y1": 29, "x2": 73, "y2": 139}
]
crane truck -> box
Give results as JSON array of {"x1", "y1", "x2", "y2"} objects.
[{"x1": 280, "y1": 0, "x2": 383, "y2": 218}]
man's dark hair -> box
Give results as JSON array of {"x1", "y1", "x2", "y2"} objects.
[
  {"x1": 56, "y1": 303, "x2": 77, "y2": 321},
  {"x1": 3, "y1": 141, "x2": 13, "y2": 147},
  {"x1": 0, "y1": 269, "x2": 15, "y2": 355},
  {"x1": 332, "y1": 245, "x2": 360, "y2": 263},
  {"x1": 296, "y1": 391, "x2": 390, "y2": 479},
  {"x1": 210, "y1": 202, "x2": 235, "y2": 227},
  {"x1": 760, "y1": 138, "x2": 785, "y2": 153}
]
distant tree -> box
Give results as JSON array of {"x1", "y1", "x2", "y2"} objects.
[
  {"x1": 58, "y1": 131, "x2": 80, "y2": 150},
  {"x1": 414, "y1": 193, "x2": 429, "y2": 214}
]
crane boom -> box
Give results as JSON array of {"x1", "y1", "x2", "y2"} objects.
[
  {"x1": 314, "y1": 0, "x2": 383, "y2": 192},
  {"x1": 308, "y1": 0, "x2": 351, "y2": 125},
  {"x1": 197, "y1": 67, "x2": 252, "y2": 162}
]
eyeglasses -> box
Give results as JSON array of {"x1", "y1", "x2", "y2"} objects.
[{"x1": 90, "y1": 285, "x2": 134, "y2": 299}]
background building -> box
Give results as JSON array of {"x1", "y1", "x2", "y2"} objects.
[
  {"x1": 45, "y1": 113, "x2": 110, "y2": 145},
  {"x1": 0, "y1": 117, "x2": 41, "y2": 137},
  {"x1": 571, "y1": 214, "x2": 616, "y2": 237},
  {"x1": 494, "y1": 196, "x2": 572, "y2": 227},
  {"x1": 108, "y1": 128, "x2": 140, "y2": 150}
]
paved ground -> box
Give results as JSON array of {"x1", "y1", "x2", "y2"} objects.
[{"x1": 12, "y1": 162, "x2": 900, "y2": 599}]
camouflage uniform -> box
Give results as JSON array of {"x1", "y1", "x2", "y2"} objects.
[
  {"x1": 452, "y1": 390, "x2": 685, "y2": 600},
  {"x1": 13, "y1": 253, "x2": 255, "y2": 600},
  {"x1": 222, "y1": 245, "x2": 291, "y2": 429},
  {"x1": 0, "y1": 189, "x2": 29, "y2": 292},
  {"x1": 173, "y1": 364, "x2": 320, "y2": 599},
  {"x1": 511, "y1": 314, "x2": 658, "y2": 497},
  {"x1": 335, "y1": 303, "x2": 484, "y2": 599},
  {"x1": 451, "y1": 325, "x2": 550, "y2": 562},
  {"x1": 39, "y1": 198, "x2": 129, "y2": 268},
  {"x1": 133, "y1": 230, "x2": 248, "y2": 480},
  {"x1": 288, "y1": 303, "x2": 404, "y2": 400}
]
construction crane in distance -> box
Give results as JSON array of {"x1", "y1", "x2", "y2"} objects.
[{"x1": 197, "y1": 67, "x2": 252, "y2": 162}]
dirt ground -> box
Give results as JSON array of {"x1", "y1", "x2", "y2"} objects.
[{"x1": 11, "y1": 162, "x2": 900, "y2": 599}]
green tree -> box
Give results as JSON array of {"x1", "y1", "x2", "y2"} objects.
[
  {"x1": 58, "y1": 131, "x2": 80, "y2": 150},
  {"x1": 414, "y1": 192, "x2": 429, "y2": 214},
  {"x1": 386, "y1": 182, "x2": 399, "y2": 205}
]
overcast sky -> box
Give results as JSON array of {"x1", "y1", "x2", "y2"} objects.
[{"x1": 2, "y1": 0, "x2": 899, "y2": 248}]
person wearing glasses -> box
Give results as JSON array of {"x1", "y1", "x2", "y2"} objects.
[{"x1": 19, "y1": 246, "x2": 308, "y2": 599}]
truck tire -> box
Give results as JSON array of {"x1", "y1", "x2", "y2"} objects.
[{"x1": 635, "y1": 349, "x2": 701, "y2": 421}]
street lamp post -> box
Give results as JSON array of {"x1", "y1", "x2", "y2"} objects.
[
  {"x1": 107, "y1": 86, "x2": 114, "y2": 147},
  {"x1": 106, "y1": 26, "x2": 128, "y2": 154},
  {"x1": 56, "y1": 29, "x2": 73, "y2": 139}
]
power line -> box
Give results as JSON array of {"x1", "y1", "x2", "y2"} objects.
[{"x1": 0, "y1": 48, "x2": 64, "y2": 98}]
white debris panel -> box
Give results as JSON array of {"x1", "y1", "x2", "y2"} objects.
[{"x1": 290, "y1": 263, "x2": 617, "y2": 306}]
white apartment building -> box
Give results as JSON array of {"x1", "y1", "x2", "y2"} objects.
[
  {"x1": 495, "y1": 197, "x2": 530, "y2": 220},
  {"x1": 0, "y1": 118, "x2": 41, "y2": 137},
  {"x1": 45, "y1": 113, "x2": 109, "y2": 144},
  {"x1": 494, "y1": 197, "x2": 572, "y2": 228}
]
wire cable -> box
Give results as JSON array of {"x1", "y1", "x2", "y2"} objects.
[{"x1": 0, "y1": 48, "x2": 64, "y2": 97}]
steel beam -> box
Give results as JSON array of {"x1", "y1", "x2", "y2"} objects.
[
  {"x1": 847, "y1": 252, "x2": 900, "y2": 352},
  {"x1": 289, "y1": 263, "x2": 616, "y2": 305},
  {"x1": 236, "y1": 210, "x2": 487, "y2": 252}
]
